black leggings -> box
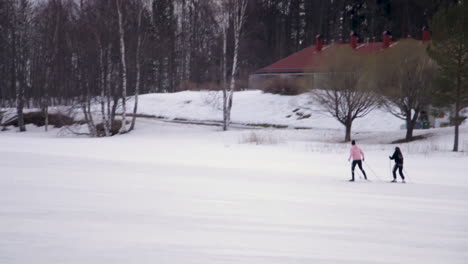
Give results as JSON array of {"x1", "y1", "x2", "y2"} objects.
[
  {"x1": 393, "y1": 164, "x2": 405, "y2": 180},
  {"x1": 351, "y1": 160, "x2": 367, "y2": 180}
]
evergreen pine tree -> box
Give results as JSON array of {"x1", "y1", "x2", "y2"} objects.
[{"x1": 428, "y1": 1, "x2": 468, "y2": 151}]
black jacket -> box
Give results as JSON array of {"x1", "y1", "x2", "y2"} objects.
[{"x1": 390, "y1": 150, "x2": 404, "y2": 165}]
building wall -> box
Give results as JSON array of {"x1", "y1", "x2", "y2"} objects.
[{"x1": 248, "y1": 73, "x2": 316, "y2": 92}]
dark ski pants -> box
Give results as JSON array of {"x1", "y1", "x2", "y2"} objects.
[
  {"x1": 351, "y1": 160, "x2": 367, "y2": 180},
  {"x1": 393, "y1": 164, "x2": 405, "y2": 180}
]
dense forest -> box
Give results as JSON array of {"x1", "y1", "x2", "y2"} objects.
[{"x1": 0, "y1": 0, "x2": 459, "y2": 101}]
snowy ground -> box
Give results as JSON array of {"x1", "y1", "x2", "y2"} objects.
[{"x1": 1, "y1": 110, "x2": 468, "y2": 264}]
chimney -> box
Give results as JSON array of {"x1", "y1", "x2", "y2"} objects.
[
  {"x1": 422, "y1": 26, "x2": 430, "y2": 42},
  {"x1": 315, "y1": 34, "x2": 323, "y2": 52},
  {"x1": 382, "y1": 31, "x2": 392, "y2": 48},
  {"x1": 350, "y1": 31, "x2": 359, "y2": 49}
]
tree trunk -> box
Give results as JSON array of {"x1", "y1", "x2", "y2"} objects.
[
  {"x1": 117, "y1": 0, "x2": 127, "y2": 134},
  {"x1": 98, "y1": 39, "x2": 110, "y2": 137},
  {"x1": 405, "y1": 122, "x2": 414, "y2": 142},
  {"x1": 106, "y1": 45, "x2": 112, "y2": 132},
  {"x1": 16, "y1": 82, "x2": 25, "y2": 132},
  {"x1": 82, "y1": 95, "x2": 96, "y2": 137},
  {"x1": 43, "y1": 67, "x2": 50, "y2": 132},
  {"x1": 111, "y1": 96, "x2": 119, "y2": 127},
  {"x1": 345, "y1": 122, "x2": 352, "y2": 142},
  {"x1": 406, "y1": 112, "x2": 413, "y2": 141},
  {"x1": 454, "y1": 119, "x2": 459, "y2": 152},
  {"x1": 130, "y1": 6, "x2": 143, "y2": 132},
  {"x1": 405, "y1": 110, "x2": 419, "y2": 142},
  {"x1": 224, "y1": 0, "x2": 247, "y2": 130},
  {"x1": 453, "y1": 75, "x2": 461, "y2": 152},
  {"x1": 222, "y1": 90, "x2": 228, "y2": 130},
  {"x1": 222, "y1": 15, "x2": 228, "y2": 131},
  {"x1": 43, "y1": 98, "x2": 48, "y2": 132},
  {"x1": 12, "y1": 6, "x2": 26, "y2": 132}
]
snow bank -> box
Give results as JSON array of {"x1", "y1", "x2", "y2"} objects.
[{"x1": 130, "y1": 90, "x2": 405, "y2": 132}]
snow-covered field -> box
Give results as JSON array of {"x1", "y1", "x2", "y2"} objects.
[{"x1": 1, "y1": 91, "x2": 468, "y2": 264}]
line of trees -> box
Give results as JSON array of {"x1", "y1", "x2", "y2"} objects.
[
  {"x1": 1, "y1": 0, "x2": 458, "y2": 101},
  {"x1": 0, "y1": 0, "x2": 248, "y2": 134}
]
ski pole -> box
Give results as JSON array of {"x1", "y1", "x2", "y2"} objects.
[
  {"x1": 403, "y1": 168, "x2": 413, "y2": 183},
  {"x1": 389, "y1": 159, "x2": 393, "y2": 181},
  {"x1": 364, "y1": 160, "x2": 383, "y2": 182}
]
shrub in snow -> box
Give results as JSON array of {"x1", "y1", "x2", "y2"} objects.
[
  {"x1": 1, "y1": 111, "x2": 75, "y2": 128},
  {"x1": 263, "y1": 76, "x2": 309, "y2": 95},
  {"x1": 95, "y1": 120, "x2": 126, "y2": 137},
  {"x1": 239, "y1": 131, "x2": 283, "y2": 145}
]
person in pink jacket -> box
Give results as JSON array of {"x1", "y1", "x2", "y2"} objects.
[{"x1": 348, "y1": 140, "x2": 367, "y2": 181}]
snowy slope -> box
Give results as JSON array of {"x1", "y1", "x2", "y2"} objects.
[{"x1": 131, "y1": 90, "x2": 405, "y2": 131}]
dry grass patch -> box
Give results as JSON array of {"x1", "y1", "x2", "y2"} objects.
[{"x1": 239, "y1": 131, "x2": 284, "y2": 145}]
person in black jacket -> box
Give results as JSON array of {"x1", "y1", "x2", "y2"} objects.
[{"x1": 389, "y1": 147, "x2": 405, "y2": 183}]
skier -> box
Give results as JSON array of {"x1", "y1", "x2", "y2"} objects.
[
  {"x1": 389, "y1": 146, "x2": 405, "y2": 183},
  {"x1": 348, "y1": 140, "x2": 367, "y2": 181}
]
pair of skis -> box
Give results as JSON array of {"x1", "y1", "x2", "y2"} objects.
[{"x1": 347, "y1": 179, "x2": 406, "y2": 183}]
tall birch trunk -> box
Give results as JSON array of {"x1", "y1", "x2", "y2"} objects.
[
  {"x1": 222, "y1": 0, "x2": 247, "y2": 130},
  {"x1": 222, "y1": 14, "x2": 228, "y2": 131},
  {"x1": 130, "y1": 4, "x2": 144, "y2": 131},
  {"x1": 98, "y1": 38, "x2": 109, "y2": 137},
  {"x1": 43, "y1": 68, "x2": 50, "y2": 132},
  {"x1": 12, "y1": 2, "x2": 26, "y2": 132},
  {"x1": 106, "y1": 45, "x2": 113, "y2": 130},
  {"x1": 453, "y1": 74, "x2": 461, "y2": 151},
  {"x1": 117, "y1": 0, "x2": 127, "y2": 134},
  {"x1": 16, "y1": 81, "x2": 26, "y2": 132}
]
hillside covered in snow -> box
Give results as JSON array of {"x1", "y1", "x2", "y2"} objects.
[{"x1": 131, "y1": 90, "x2": 406, "y2": 132}]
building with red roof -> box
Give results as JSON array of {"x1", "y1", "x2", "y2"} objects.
[{"x1": 249, "y1": 30, "x2": 430, "y2": 91}]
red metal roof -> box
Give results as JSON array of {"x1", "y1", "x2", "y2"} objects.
[{"x1": 255, "y1": 42, "x2": 388, "y2": 74}]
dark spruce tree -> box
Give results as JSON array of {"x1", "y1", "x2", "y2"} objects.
[{"x1": 428, "y1": 1, "x2": 468, "y2": 152}]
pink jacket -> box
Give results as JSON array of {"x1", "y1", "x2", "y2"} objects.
[{"x1": 349, "y1": 145, "x2": 364, "y2": 161}]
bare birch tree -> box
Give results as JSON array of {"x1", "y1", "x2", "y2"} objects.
[
  {"x1": 221, "y1": 0, "x2": 248, "y2": 131},
  {"x1": 130, "y1": 0, "x2": 150, "y2": 132},
  {"x1": 12, "y1": 0, "x2": 33, "y2": 132},
  {"x1": 94, "y1": 0, "x2": 114, "y2": 137},
  {"x1": 220, "y1": 3, "x2": 229, "y2": 131},
  {"x1": 44, "y1": 0, "x2": 62, "y2": 132},
  {"x1": 312, "y1": 47, "x2": 378, "y2": 142},
  {"x1": 116, "y1": 0, "x2": 127, "y2": 134},
  {"x1": 97, "y1": 37, "x2": 110, "y2": 136}
]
